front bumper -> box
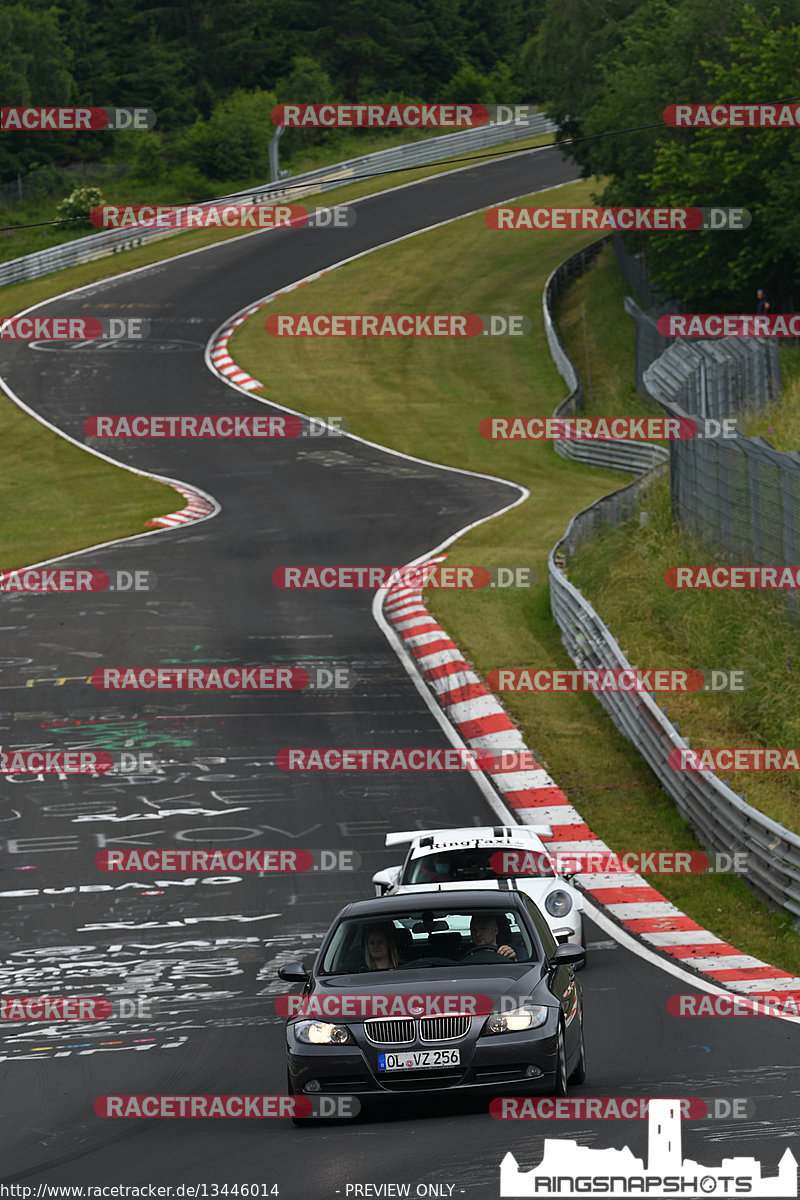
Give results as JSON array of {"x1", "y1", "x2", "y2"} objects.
[
  {"x1": 550, "y1": 912, "x2": 583, "y2": 946},
  {"x1": 286, "y1": 1013, "x2": 562, "y2": 1098}
]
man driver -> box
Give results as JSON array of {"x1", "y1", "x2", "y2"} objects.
[{"x1": 467, "y1": 914, "x2": 517, "y2": 960}]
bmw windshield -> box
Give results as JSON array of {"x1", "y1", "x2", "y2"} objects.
[{"x1": 320, "y1": 907, "x2": 537, "y2": 974}]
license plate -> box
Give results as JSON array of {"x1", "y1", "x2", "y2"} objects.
[{"x1": 378, "y1": 1048, "x2": 460, "y2": 1071}]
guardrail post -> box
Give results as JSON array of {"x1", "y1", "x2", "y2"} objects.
[{"x1": 269, "y1": 125, "x2": 285, "y2": 184}]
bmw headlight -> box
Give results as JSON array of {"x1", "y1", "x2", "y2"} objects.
[
  {"x1": 294, "y1": 1020, "x2": 354, "y2": 1045},
  {"x1": 483, "y1": 1005, "x2": 549, "y2": 1035},
  {"x1": 545, "y1": 889, "x2": 573, "y2": 917}
]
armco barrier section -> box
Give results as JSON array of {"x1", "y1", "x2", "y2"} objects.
[
  {"x1": 544, "y1": 247, "x2": 800, "y2": 919},
  {"x1": 0, "y1": 112, "x2": 557, "y2": 288},
  {"x1": 542, "y1": 238, "x2": 668, "y2": 474},
  {"x1": 644, "y1": 334, "x2": 780, "y2": 425}
]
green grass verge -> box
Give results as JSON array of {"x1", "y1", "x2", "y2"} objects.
[
  {"x1": 228, "y1": 176, "x2": 800, "y2": 974},
  {"x1": 553, "y1": 243, "x2": 666, "y2": 435},
  {"x1": 567, "y1": 478, "x2": 800, "y2": 829},
  {"x1": 0, "y1": 130, "x2": 553, "y2": 569},
  {"x1": 745, "y1": 341, "x2": 800, "y2": 447},
  {"x1": 0, "y1": 399, "x2": 176, "y2": 569}
]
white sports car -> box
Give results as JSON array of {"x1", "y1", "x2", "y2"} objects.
[{"x1": 372, "y1": 825, "x2": 584, "y2": 953}]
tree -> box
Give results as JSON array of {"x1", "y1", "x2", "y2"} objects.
[
  {"x1": 639, "y1": 7, "x2": 800, "y2": 310},
  {"x1": 275, "y1": 55, "x2": 337, "y2": 153},
  {"x1": 534, "y1": 0, "x2": 644, "y2": 172},
  {"x1": 0, "y1": 3, "x2": 74, "y2": 178},
  {"x1": 182, "y1": 89, "x2": 278, "y2": 182}
]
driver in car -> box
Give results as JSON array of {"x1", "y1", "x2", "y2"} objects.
[{"x1": 465, "y1": 914, "x2": 517, "y2": 960}]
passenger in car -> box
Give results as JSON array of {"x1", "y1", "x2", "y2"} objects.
[
  {"x1": 414, "y1": 852, "x2": 453, "y2": 882},
  {"x1": 364, "y1": 923, "x2": 401, "y2": 970}
]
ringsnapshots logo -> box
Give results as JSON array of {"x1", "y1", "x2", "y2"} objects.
[
  {"x1": 84, "y1": 415, "x2": 349, "y2": 438},
  {"x1": 94, "y1": 1095, "x2": 359, "y2": 1119},
  {"x1": 658, "y1": 314, "x2": 800, "y2": 337},
  {"x1": 480, "y1": 416, "x2": 737, "y2": 440},
  {"x1": 273, "y1": 564, "x2": 536, "y2": 589},
  {"x1": 498, "y1": 1099, "x2": 796, "y2": 1198},
  {"x1": 486, "y1": 206, "x2": 751, "y2": 231},
  {"x1": 664, "y1": 102, "x2": 800, "y2": 127},
  {"x1": 265, "y1": 314, "x2": 531, "y2": 337},
  {"x1": 486, "y1": 668, "x2": 752, "y2": 693},
  {"x1": 90, "y1": 204, "x2": 355, "y2": 230},
  {"x1": 0, "y1": 107, "x2": 156, "y2": 131},
  {"x1": 95, "y1": 847, "x2": 360, "y2": 872},
  {"x1": 0, "y1": 568, "x2": 155, "y2": 593},
  {"x1": 0, "y1": 317, "x2": 150, "y2": 341}
]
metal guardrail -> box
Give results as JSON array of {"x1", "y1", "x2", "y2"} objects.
[
  {"x1": 544, "y1": 243, "x2": 800, "y2": 918},
  {"x1": 0, "y1": 112, "x2": 557, "y2": 289},
  {"x1": 542, "y1": 238, "x2": 668, "y2": 473},
  {"x1": 644, "y1": 335, "x2": 781, "y2": 424}
]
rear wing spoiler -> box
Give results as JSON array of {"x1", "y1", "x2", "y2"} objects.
[{"x1": 384, "y1": 825, "x2": 553, "y2": 849}]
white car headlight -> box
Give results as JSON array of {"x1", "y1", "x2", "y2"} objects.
[
  {"x1": 294, "y1": 1020, "x2": 354, "y2": 1045},
  {"x1": 545, "y1": 889, "x2": 573, "y2": 917},
  {"x1": 483, "y1": 1005, "x2": 549, "y2": 1035}
]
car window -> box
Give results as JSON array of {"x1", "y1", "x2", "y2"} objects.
[
  {"x1": 319, "y1": 908, "x2": 536, "y2": 973},
  {"x1": 405, "y1": 846, "x2": 555, "y2": 884},
  {"x1": 523, "y1": 896, "x2": 558, "y2": 958}
]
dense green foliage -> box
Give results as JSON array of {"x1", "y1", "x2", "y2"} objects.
[
  {"x1": 0, "y1": 0, "x2": 545, "y2": 185},
  {"x1": 2, "y1": 0, "x2": 798, "y2": 310},
  {"x1": 536, "y1": 0, "x2": 800, "y2": 310}
]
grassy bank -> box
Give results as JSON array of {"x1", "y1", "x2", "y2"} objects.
[{"x1": 0, "y1": 402, "x2": 176, "y2": 569}]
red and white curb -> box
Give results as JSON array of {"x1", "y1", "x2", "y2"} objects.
[
  {"x1": 383, "y1": 554, "x2": 800, "y2": 998},
  {"x1": 208, "y1": 304, "x2": 267, "y2": 391},
  {"x1": 206, "y1": 272, "x2": 336, "y2": 394},
  {"x1": 146, "y1": 483, "x2": 216, "y2": 528}
]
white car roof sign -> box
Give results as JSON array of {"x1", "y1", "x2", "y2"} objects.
[{"x1": 384, "y1": 825, "x2": 553, "y2": 849}]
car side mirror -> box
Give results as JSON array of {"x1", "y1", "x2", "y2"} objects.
[
  {"x1": 371, "y1": 865, "x2": 402, "y2": 895},
  {"x1": 278, "y1": 961, "x2": 310, "y2": 983},
  {"x1": 548, "y1": 943, "x2": 585, "y2": 971}
]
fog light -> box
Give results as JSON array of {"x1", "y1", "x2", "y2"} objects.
[
  {"x1": 303, "y1": 1079, "x2": 321, "y2": 1093},
  {"x1": 525, "y1": 1065, "x2": 543, "y2": 1079}
]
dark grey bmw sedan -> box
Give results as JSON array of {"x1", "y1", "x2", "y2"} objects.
[{"x1": 278, "y1": 888, "x2": 586, "y2": 1109}]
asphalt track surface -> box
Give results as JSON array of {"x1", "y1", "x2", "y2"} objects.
[{"x1": 1, "y1": 146, "x2": 799, "y2": 1197}]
